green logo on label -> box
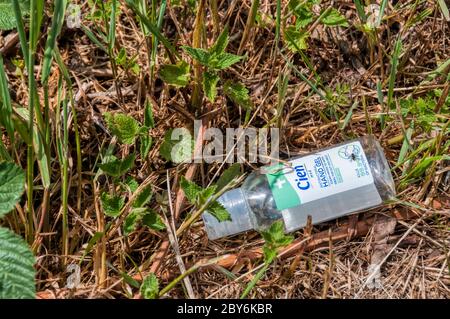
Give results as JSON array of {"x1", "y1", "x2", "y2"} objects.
[{"x1": 265, "y1": 165, "x2": 301, "y2": 211}]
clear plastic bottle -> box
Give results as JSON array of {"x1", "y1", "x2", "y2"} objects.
[{"x1": 202, "y1": 136, "x2": 396, "y2": 240}]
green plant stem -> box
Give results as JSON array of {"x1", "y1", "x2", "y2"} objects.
[
  {"x1": 240, "y1": 261, "x2": 271, "y2": 299},
  {"x1": 190, "y1": 0, "x2": 206, "y2": 109}
]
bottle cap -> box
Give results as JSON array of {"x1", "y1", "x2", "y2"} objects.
[{"x1": 202, "y1": 188, "x2": 254, "y2": 240}]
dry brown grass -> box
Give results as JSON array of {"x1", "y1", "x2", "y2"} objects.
[{"x1": 0, "y1": 0, "x2": 449, "y2": 299}]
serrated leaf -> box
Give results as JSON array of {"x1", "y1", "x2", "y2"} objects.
[
  {"x1": 198, "y1": 185, "x2": 217, "y2": 205},
  {"x1": 182, "y1": 46, "x2": 211, "y2": 66},
  {"x1": 140, "y1": 273, "x2": 159, "y2": 299},
  {"x1": 0, "y1": 227, "x2": 36, "y2": 298},
  {"x1": 216, "y1": 163, "x2": 241, "y2": 192},
  {"x1": 0, "y1": 0, "x2": 29, "y2": 31},
  {"x1": 261, "y1": 220, "x2": 293, "y2": 249},
  {"x1": 206, "y1": 200, "x2": 231, "y2": 222},
  {"x1": 104, "y1": 112, "x2": 141, "y2": 145},
  {"x1": 159, "y1": 128, "x2": 193, "y2": 163},
  {"x1": 123, "y1": 208, "x2": 146, "y2": 235},
  {"x1": 123, "y1": 176, "x2": 139, "y2": 193},
  {"x1": 262, "y1": 245, "x2": 277, "y2": 264},
  {"x1": 284, "y1": 26, "x2": 309, "y2": 52},
  {"x1": 223, "y1": 81, "x2": 253, "y2": 110},
  {"x1": 180, "y1": 176, "x2": 203, "y2": 204},
  {"x1": 99, "y1": 154, "x2": 135, "y2": 177},
  {"x1": 140, "y1": 134, "x2": 153, "y2": 160},
  {"x1": 210, "y1": 52, "x2": 243, "y2": 70},
  {"x1": 288, "y1": 0, "x2": 314, "y2": 28},
  {"x1": 0, "y1": 162, "x2": 25, "y2": 217},
  {"x1": 115, "y1": 47, "x2": 127, "y2": 66},
  {"x1": 132, "y1": 185, "x2": 152, "y2": 208},
  {"x1": 142, "y1": 210, "x2": 166, "y2": 231},
  {"x1": 159, "y1": 60, "x2": 190, "y2": 87},
  {"x1": 203, "y1": 71, "x2": 220, "y2": 102},
  {"x1": 210, "y1": 25, "x2": 229, "y2": 55},
  {"x1": 144, "y1": 100, "x2": 155, "y2": 128},
  {"x1": 321, "y1": 8, "x2": 349, "y2": 27},
  {"x1": 100, "y1": 192, "x2": 124, "y2": 217}
]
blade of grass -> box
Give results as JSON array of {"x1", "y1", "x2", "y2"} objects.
[
  {"x1": 53, "y1": 47, "x2": 83, "y2": 216},
  {"x1": 150, "y1": 0, "x2": 167, "y2": 87},
  {"x1": 437, "y1": 0, "x2": 450, "y2": 21},
  {"x1": 384, "y1": 38, "x2": 402, "y2": 126},
  {"x1": 41, "y1": 0, "x2": 67, "y2": 84},
  {"x1": 376, "y1": 0, "x2": 388, "y2": 27},
  {"x1": 0, "y1": 55, "x2": 15, "y2": 144},
  {"x1": 353, "y1": 0, "x2": 367, "y2": 23},
  {"x1": 126, "y1": 0, "x2": 179, "y2": 61}
]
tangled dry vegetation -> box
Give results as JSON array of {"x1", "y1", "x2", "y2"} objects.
[{"x1": 0, "y1": 0, "x2": 449, "y2": 299}]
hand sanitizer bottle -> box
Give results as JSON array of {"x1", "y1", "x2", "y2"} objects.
[{"x1": 202, "y1": 136, "x2": 396, "y2": 240}]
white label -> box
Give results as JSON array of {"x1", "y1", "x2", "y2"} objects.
[{"x1": 266, "y1": 141, "x2": 375, "y2": 210}]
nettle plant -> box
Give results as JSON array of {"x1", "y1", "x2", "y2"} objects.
[
  {"x1": 100, "y1": 103, "x2": 165, "y2": 235},
  {"x1": 159, "y1": 26, "x2": 252, "y2": 111},
  {"x1": 284, "y1": 0, "x2": 349, "y2": 52},
  {"x1": 0, "y1": 0, "x2": 29, "y2": 30},
  {"x1": 0, "y1": 162, "x2": 36, "y2": 298}
]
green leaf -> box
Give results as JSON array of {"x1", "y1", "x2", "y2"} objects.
[
  {"x1": 182, "y1": 46, "x2": 211, "y2": 66},
  {"x1": 104, "y1": 112, "x2": 141, "y2": 145},
  {"x1": 99, "y1": 154, "x2": 135, "y2": 177},
  {"x1": 159, "y1": 60, "x2": 190, "y2": 87},
  {"x1": 223, "y1": 81, "x2": 253, "y2": 110},
  {"x1": 115, "y1": 47, "x2": 127, "y2": 66},
  {"x1": 0, "y1": 0, "x2": 29, "y2": 31},
  {"x1": 321, "y1": 8, "x2": 349, "y2": 27},
  {"x1": 210, "y1": 25, "x2": 229, "y2": 55},
  {"x1": 144, "y1": 100, "x2": 155, "y2": 128},
  {"x1": 132, "y1": 185, "x2": 153, "y2": 208},
  {"x1": 203, "y1": 71, "x2": 220, "y2": 102},
  {"x1": 123, "y1": 176, "x2": 139, "y2": 193},
  {"x1": 159, "y1": 128, "x2": 193, "y2": 163},
  {"x1": 262, "y1": 245, "x2": 277, "y2": 264},
  {"x1": 216, "y1": 163, "x2": 241, "y2": 192},
  {"x1": 142, "y1": 210, "x2": 166, "y2": 231},
  {"x1": 180, "y1": 176, "x2": 203, "y2": 204},
  {"x1": 123, "y1": 208, "x2": 146, "y2": 235},
  {"x1": 284, "y1": 26, "x2": 309, "y2": 52},
  {"x1": 0, "y1": 162, "x2": 25, "y2": 217},
  {"x1": 288, "y1": 0, "x2": 314, "y2": 28},
  {"x1": 261, "y1": 220, "x2": 293, "y2": 249},
  {"x1": 0, "y1": 227, "x2": 36, "y2": 298},
  {"x1": 198, "y1": 185, "x2": 217, "y2": 205},
  {"x1": 206, "y1": 200, "x2": 231, "y2": 222},
  {"x1": 140, "y1": 134, "x2": 153, "y2": 160},
  {"x1": 100, "y1": 193, "x2": 124, "y2": 217},
  {"x1": 140, "y1": 273, "x2": 159, "y2": 299},
  {"x1": 210, "y1": 52, "x2": 243, "y2": 70}
]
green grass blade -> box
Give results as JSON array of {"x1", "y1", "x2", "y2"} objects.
[
  {"x1": 81, "y1": 24, "x2": 108, "y2": 53},
  {"x1": 108, "y1": 0, "x2": 117, "y2": 52},
  {"x1": 0, "y1": 55, "x2": 15, "y2": 143},
  {"x1": 353, "y1": 0, "x2": 367, "y2": 23},
  {"x1": 12, "y1": 0, "x2": 29, "y2": 68},
  {"x1": 376, "y1": 0, "x2": 388, "y2": 27},
  {"x1": 437, "y1": 0, "x2": 450, "y2": 21},
  {"x1": 126, "y1": 0, "x2": 179, "y2": 59},
  {"x1": 387, "y1": 39, "x2": 402, "y2": 109},
  {"x1": 42, "y1": 0, "x2": 68, "y2": 84}
]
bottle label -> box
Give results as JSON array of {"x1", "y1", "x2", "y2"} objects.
[{"x1": 265, "y1": 141, "x2": 375, "y2": 211}]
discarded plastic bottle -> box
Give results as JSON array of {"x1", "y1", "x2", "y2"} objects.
[{"x1": 202, "y1": 136, "x2": 396, "y2": 240}]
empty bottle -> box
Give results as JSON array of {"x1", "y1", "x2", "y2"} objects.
[{"x1": 202, "y1": 136, "x2": 396, "y2": 240}]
